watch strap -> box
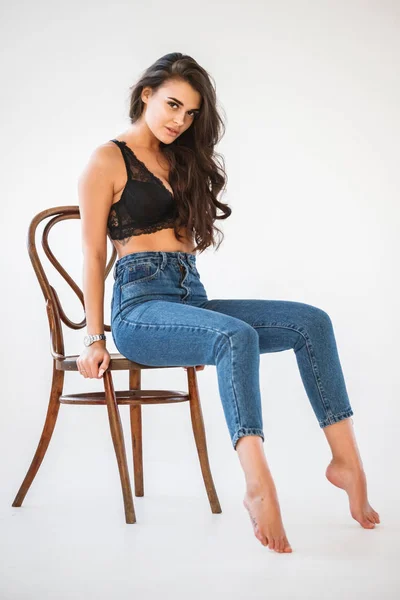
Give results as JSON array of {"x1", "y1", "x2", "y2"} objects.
[{"x1": 86, "y1": 333, "x2": 106, "y2": 345}]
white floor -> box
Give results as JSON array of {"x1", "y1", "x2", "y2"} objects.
[{"x1": 2, "y1": 440, "x2": 399, "y2": 600}]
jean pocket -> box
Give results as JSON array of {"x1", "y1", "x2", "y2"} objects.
[{"x1": 120, "y1": 261, "x2": 161, "y2": 289}]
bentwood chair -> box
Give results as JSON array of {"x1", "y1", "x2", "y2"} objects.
[{"x1": 12, "y1": 206, "x2": 221, "y2": 524}]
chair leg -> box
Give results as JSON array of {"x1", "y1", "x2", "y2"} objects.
[
  {"x1": 187, "y1": 367, "x2": 222, "y2": 514},
  {"x1": 12, "y1": 363, "x2": 64, "y2": 507},
  {"x1": 129, "y1": 369, "x2": 144, "y2": 497},
  {"x1": 103, "y1": 370, "x2": 136, "y2": 524}
]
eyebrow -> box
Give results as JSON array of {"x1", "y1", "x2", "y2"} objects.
[{"x1": 167, "y1": 96, "x2": 201, "y2": 112}]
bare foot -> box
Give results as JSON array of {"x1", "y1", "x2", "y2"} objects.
[
  {"x1": 325, "y1": 458, "x2": 380, "y2": 529},
  {"x1": 243, "y1": 487, "x2": 293, "y2": 553}
]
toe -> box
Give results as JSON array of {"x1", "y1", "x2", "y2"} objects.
[
  {"x1": 370, "y1": 514, "x2": 378, "y2": 524},
  {"x1": 268, "y1": 539, "x2": 275, "y2": 550},
  {"x1": 254, "y1": 527, "x2": 266, "y2": 545},
  {"x1": 282, "y1": 537, "x2": 292, "y2": 552},
  {"x1": 361, "y1": 518, "x2": 375, "y2": 529},
  {"x1": 255, "y1": 528, "x2": 268, "y2": 546}
]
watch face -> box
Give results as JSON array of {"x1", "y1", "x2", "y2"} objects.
[{"x1": 84, "y1": 336, "x2": 90, "y2": 347}]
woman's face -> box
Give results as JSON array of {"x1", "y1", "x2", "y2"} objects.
[{"x1": 141, "y1": 79, "x2": 202, "y2": 143}]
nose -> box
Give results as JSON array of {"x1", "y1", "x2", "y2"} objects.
[{"x1": 174, "y1": 115, "x2": 187, "y2": 127}]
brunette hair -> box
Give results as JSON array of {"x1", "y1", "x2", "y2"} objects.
[{"x1": 128, "y1": 52, "x2": 231, "y2": 253}]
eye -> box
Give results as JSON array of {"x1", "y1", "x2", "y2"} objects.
[{"x1": 167, "y1": 101, "x2": 197, "y2": 118}]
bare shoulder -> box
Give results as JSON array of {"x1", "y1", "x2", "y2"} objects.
[
  {"x1": 83, "y1": 140, "x2": 121, "y2": 171},
  {"x1": 78, "y1": 140, "x2": 123, "y2": 193},
  {"x1": 77, "y1": 142, "x2": 124, "y2": 255}
]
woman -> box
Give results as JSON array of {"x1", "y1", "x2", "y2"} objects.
[{"x1": 77, "y1": 52, "x2": 380, "y2": 553}]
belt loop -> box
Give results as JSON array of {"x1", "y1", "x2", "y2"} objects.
[{"x1": 160, "y1": 251, "x2": 167, "y2": 270}]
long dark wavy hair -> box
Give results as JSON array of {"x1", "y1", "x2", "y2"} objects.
[{"x1": 128, "y1": 52, "x2": 232, "y2": 253}]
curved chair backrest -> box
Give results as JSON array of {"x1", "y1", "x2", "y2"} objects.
[{"x1": 27, "y1": 205, "x2": 117, "y2": 361}]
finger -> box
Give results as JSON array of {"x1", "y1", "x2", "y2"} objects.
[
  {"x1": 98, "y1": 366, "x2": 109, "y2": 378},
  {"x1": 98, "y1": 362, "x2": 109, "y2": 378},
  {"x1": 81, "y1": 364, "x2": 92, "y2": 378},
  {"x1": 77, "y1": 359, "x2": 90, "y2": 378},
  {"x1": 82, "y1": 366, "x2": 92, "y2": 378}
]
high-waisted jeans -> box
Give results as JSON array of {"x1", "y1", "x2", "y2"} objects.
[{"x1": 110, "y1": 251, "x2": 354, "y2": 450}]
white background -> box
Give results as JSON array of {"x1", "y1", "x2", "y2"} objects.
[{"x1": 1, "y1": 1, "x2": 399, "y2": 598}]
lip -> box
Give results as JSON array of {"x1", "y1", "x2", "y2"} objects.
[{"x1": 166, "y1": 126, "x2": 179, "y2": 136}]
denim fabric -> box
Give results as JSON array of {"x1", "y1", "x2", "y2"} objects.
[{"x1": 111, "y1": 251, "x2": 354, "y2": 450}]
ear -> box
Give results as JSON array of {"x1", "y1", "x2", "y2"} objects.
[{"x1": 141, "y1": 86, "x2": 152, "y2": 104}]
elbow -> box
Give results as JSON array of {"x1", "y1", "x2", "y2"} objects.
[{"x1": 83, "y1": 250, "x2": 107, "y2": 264}]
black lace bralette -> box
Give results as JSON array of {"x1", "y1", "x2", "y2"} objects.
[{"x1": 107, "y1": 139, "x2": 179, "y2": 240}]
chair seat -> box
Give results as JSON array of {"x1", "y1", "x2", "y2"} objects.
[
  {"x1": 59, "y1": 389, "x2": 190, "y2": 405},
  {"x1": 56, "y1": 353, "x2": 180, "y2": 371}
]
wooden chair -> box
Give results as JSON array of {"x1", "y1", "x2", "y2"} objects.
[{"x1": 12, "y1": 206, "x2": 222, "y2": 524}]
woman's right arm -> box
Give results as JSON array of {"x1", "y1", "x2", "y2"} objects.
[{"x1": 76, "y1": 144, "x2": 117, "y2": 379}]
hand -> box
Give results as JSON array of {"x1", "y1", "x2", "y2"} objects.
[
  {"x1": 76, "y1": 343, "x2": 110, "y2": 379},
  {"x1": 183, "y1": 365, "x2": 206, "y2": 372}
]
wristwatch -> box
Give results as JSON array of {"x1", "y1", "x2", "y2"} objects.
[{"x1": 84, "y1": 333, "x2": 106, "y2": 347}]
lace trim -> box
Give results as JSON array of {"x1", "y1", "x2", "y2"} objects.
[
  {"x1": 107, "y1": 212, "x2": 177, "y2": 240},
  {"x1": 111, "y1": 139, "x2": 174, "y2": 197}
]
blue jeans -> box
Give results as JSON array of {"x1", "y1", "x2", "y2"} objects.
[{"x1": 110, "y1": 251, "x2": 354, "y2": 450}]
